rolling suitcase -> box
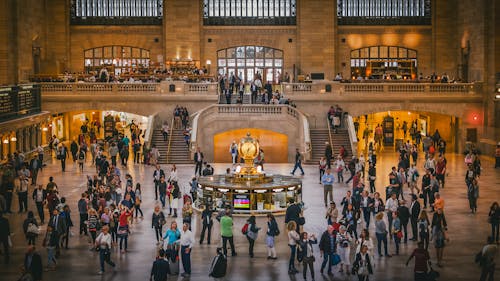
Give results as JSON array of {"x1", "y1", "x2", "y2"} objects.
[
  {"x1": 168, "y1": 255, "x2": 180, "y2": 275},
  {"x1": 209, "y1": 252, "x2": 227, "y2": 278}
]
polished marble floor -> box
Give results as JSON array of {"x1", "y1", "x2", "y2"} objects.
[{"x1": 1, "y1": 150, "x2": 499, "y2": 281}]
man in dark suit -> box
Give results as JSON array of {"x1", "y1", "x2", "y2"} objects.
[
  {"x1": 48, "y1": 209, "x2": 66, "y2": 257},
  {"x1": 24, "y1": 245, "x2": 43, "y2": 281},
  {"x1": 324, "y1": 142, "x2": 333, "y2": 169},
  {"x1": 200, "y1": 204, "x2": 213, "y2": 245},
  {"x1": 285, "y1": 198, "x2": 302, "y2": 233},
  {"x1": 409, "y1": 194, "x2": 421, "y2": 241},
  {"x1": 150, "y1": 249, "x2": 170, "y2": 281},
  {"x1": 194, "y1": 147, "x2": 204, "y2": 176},
  {"x1": 398, "y1": 200, "x2": 411, "y2": 243}
]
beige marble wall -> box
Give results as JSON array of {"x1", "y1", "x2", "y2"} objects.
[{"x1": 164, "y1": 0, "x2": 201, "y2": 62}]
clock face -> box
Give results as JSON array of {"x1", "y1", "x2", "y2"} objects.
[{"x1": 240, "y1": 142, "x2": 257, "y2": 158}]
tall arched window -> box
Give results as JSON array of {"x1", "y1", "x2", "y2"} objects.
[
  {"x1": 350, "y1": 46, "x2": 417, "y2": 80},
  {"x1": 217, "y1": 46, "x2": 283, "y2": 83},
  {"x1": 84, "y1": 46, "x2": 150, "y2": 75}
]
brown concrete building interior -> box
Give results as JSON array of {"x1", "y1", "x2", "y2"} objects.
[{"x1": 0, "y1": 0, "x2": 499, "y2": 280}]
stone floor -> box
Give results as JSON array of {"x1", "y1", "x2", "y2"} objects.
[{"x1": 0, "y1": 150, "x2": 499, "y2": 281}]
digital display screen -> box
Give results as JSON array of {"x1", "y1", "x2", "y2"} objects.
[{"x1": 233, "y1": 194, "x2": 250, "y2": 209}]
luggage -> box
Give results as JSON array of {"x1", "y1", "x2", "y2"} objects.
[
  {"x1": 168, "y1": 257, "x2": 180, "y2": 275},
  {"x1": 209, "y1": 253, "x2": 227, "y2": 278}
]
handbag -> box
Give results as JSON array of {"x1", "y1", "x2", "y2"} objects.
[
  {"x1": 396, "y1": 230, "x2": 403, "y2": 239},
  {"x1": 332, "y1": 253, "x2": 341, "y2": 265},
  {"x1": 298, "y1": 217, "x2": 305, "y2": 226},
  {"x1": 27, "y1": 223, "x2": 39, "y2": 235}
]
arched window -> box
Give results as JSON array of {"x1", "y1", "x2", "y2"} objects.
[
  {"x1": 71, "y1": 0, "x2": 162, "y2": 25},
  {"x1": 84, "y1": 46, "x2": 150, "y2": 75},
  {"x1": 203, "y1": 0, "x2": 296, "y2": 25},
  {"x1": 350, "y1": 46, "x2": 417, "y2": 80},
  {"x1": 217, "y1": 46, "x2": 283, "y2": 83},
  {"x1": 337, "y1": 0, "x2": 431, "y2": 25}
]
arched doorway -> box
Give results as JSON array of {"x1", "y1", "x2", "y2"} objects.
[
  {"x1": 213, "y1": 128, "x2": 288, "y2": 163},
  {"x1": 217, "y1": 46, "x2": 283, "y2": 83}
]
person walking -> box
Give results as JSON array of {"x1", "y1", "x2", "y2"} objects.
[
  {"x1": 417, "y1": 210, "x2": 430, "y2": 250},
  {"x1": 180, "y1": 222, "x2": 194, "y2": 277},
  {"x1": 431, "y1": 208, "x2": 447, "y2": 266},
  {"x1": 153, "y1": 165, "x2": 165, "y2": 201},
  {"x1": 77, "y1": 148, "x2": 85, "y2": 172},
  {"x1": 0, "y1": 212, "x2": 11, "y2": 264},
  {"x1": 319, "y1": 157, "x2": 327, "y2": 184},
  {"x1": 291, "y1": 148, "x2": 305, "y2": 176},
  {"x1": 478, "y1": 236, "x2": 497, "y2": 281},
  {"x1": 77, "y1": 193, "x2": 88, "y2": 236},
  {"x1": 23, "y1": 211, "x2": 39, "y2": 245},
  {"x1": 392, "y1": 211, "x2": 402, "y2": 255},
  {"x1": 335, "y1": 156, "x2": 345, "y2": 183},
  {"x1": 409, "y1": 194, "x2": 421, "y2": 241},
  {"x1": 326, "y1": 202, "x2": 339, "y2": 226},
  {"x1": 374, "y1": 212, "x2": 390, "y2": 257},
  {"x1": 352, "y1": 245, "x2": 373, "y2": 281},
  {"x1": 321, "y1": 168, "x2": 334, "y2": 207},
  {"x1": 287, "y1": 221, "x2": 300, "y2": 274},
  {"x1": 406, "y1": 242, "x2": 431, "y2": 281},
  {"x1": 43, "y1": 224, "x2": 58, "y2": 271},
  {"x1": 319, "y1": 225, "x2": 337, "y2": 275},
  {"x1": 488, "y1": 202, "x2": 500, "y2": 244},
  {"x1": 285, "y1": 198, "x2": 302, "y2": 233},
  {"x1": 134, "y1": 183, "x2": 144, "y2": 218},
  {"x1": 23, "y1": 245, "x2": 43, "y2": 281},
  {"x1": 150, "y1": 250, "x2": 170, "y2": 281},
  {"x1": 118, "y1": 208, "x2": 132, "y2": 253},
  {"x1": 245, "y1": 215, "x2": 260, "y2": 258},
  {"x1": 194, "y1": 147, "x2": 204, "y2": 177},
  {"x1": 152, "y1": 205, "x2": 165, "y2": 244},
  {"x1": 398, "y1": 200, "x2": 410, "y2": 244},
  {"x1": 266, "y1": 213, "x2": 279, "y2": 260},
  {"x1": 16, "y1": 167, "x2": 29, "y2": 213},
  {"x1": 325, "y1": 142, "x2": 333, "y2": 169},
  {"x1": 56, "y1": 144, "x2": 68, "y2": 172},
  {"x1": 467, "y1": 179, "x2": 479, "y2": 214},
  {"x1": 95, "y1": 225, "x2": 116, "y2": 274},
  {"x1": 298, "y1": 232, "x2": 318, "y2": 281},
  {"x1": 220, "y1": 207, "x2": 237, "y2": 257},
  {"x1": 32, "y1": 185, "x2": 47, "y2": 224},
  {"x1": 200, "y1": 204, "x2": 213, "y2": 245},
  {"x1": 337, "y1": 225, "x2": 353, "y2": 274}
]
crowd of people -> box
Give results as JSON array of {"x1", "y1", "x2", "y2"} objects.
[{"x1": 0, "y1": 123, "x2": 498, "y2": 281}]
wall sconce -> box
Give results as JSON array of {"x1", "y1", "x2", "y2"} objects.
[
  {"x1": 42, "y1": 127, "x2": 48, "y2": 132},
  {"x1": 10, "y1": 137, "x2": 17, "y2": 142},
  {"x1": 206, "y1": 60, "x2": 211, "y2": 65},
  {"x1": 3, "y1": 139, "x2": 8, "y2": 144}
]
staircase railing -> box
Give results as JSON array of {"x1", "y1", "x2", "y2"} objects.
[
  {"x1": 165, "y1": 117, "x2": 175, "y2": 164},
  {"x1": 143, "y1": 113, "x2": 160, "y2": 150},
  {"x1": 326, "y1": 115, "x2": 334, "y2": 153},
  {"x1": 345, "y1": 114, "x2": 358, "y2": 157}
]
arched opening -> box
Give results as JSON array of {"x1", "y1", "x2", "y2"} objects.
[
  {"x1": 350, "y1": 46, "x2": 417, "y2": 80},
  {"x1": 353, "y1": 110, "x2": 459, "y2": 153},
  {"x1": 217, "y1": 46, "x2": 283, "y2": 83},
  {"x1": 84, "y1": 45, "x2": 151, "y2": 75},
  {"x1": 213, "y1": 128, "x2": 288, "y2": 163}
]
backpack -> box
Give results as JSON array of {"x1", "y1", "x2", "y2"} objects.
[
  {"x1": 241, "y1": 223, "x2": 249, "y2": 235},
  {"x1": 78, "y1": 151, "x2": 85, "y2": 160}
]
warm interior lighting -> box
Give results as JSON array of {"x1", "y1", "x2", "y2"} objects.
[
  {"x1": 235, "y1": 165, "x2": 241, "y2": 173},
  {"x1": 206, "y1": 59, "x2": 211, "y2": 65},
  {"x1": 2, "y1": 139, "x2": 8, "y2": 144},
  {"x1": 42, "y1": 127, "x2": 48, "y2": 132},
  {"x1": 10, "y1": 137, "x2": 17, "y2": 142}
]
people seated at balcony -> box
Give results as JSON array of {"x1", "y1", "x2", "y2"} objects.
[
  {"x1": 441, "y1": 73, "x2": 449, "y2": 83},
  {"x1": 334, "y1": 73, "x2": 343, "y2": 81}
]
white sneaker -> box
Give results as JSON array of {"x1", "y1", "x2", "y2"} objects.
[{"x1": 98, "y1": 271, "x2": 104, "y2": 275}]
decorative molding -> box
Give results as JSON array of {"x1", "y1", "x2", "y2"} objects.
[{"x1": 203, "y1": 28, "x2": 296, "y2": 35}]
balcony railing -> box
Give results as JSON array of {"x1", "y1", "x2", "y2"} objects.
[
  {"x1": 283, "y1": 82, "x2": 481, "y2": 95},
  {"x1": 40, "y1": 82, "x2": 218, "y2": 95}
]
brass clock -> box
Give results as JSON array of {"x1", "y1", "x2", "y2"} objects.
[{"x1": 238, "y1": 133, "x2": 260, "y2": 160}]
